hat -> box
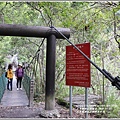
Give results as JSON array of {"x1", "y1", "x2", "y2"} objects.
[{"x1": 18, "y1": 63, "x2": 22, "y2": 66}]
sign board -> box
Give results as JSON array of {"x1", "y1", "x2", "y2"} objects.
[{"x1": 66, "y1": 42, "x2": 91, "y2": 87}]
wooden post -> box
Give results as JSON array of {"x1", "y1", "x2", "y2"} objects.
[
  {"x1": 0, "y1": 23, "x2": 70, "y2": 110},
  {"x1": 45, "y1": 34, "x2": 56, "y2": 110},
  {"x1": 29, "y1": 80, "x2": 34, "y2": 107}
]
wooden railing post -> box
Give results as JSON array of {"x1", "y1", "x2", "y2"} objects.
[{"x1": 29, "y1": 79, "x2": 34, "y2": 107}]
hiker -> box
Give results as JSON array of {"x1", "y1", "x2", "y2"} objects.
[
  {"x1": 7, "y1": 64, "x2": 13, "y2": 91},
  {"x1": 15, "y1": 63, "x2": 24, "y2": 90}
]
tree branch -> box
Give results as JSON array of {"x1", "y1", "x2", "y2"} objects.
[
  {"x1": 113, "y1": 9, "x2": 120, "y2": 50},
  {"x1": 26, "y1": 2, "x2": 48, "y2": 26}
]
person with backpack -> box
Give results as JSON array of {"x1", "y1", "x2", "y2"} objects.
[
  {"x1": 6, "y1": 64, "x2": 13, "y2": 91},
  {"x1": 15, "y1": 63, "x2": 24, "y2": 90}
]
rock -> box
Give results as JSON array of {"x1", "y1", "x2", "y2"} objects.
[{"x1": 39, "y1": 109, "x2": 60, "y2": 118}]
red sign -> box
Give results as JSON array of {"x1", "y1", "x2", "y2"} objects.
[{"x1": 66, "y1": 43, "x2": 91, "y2": 87}]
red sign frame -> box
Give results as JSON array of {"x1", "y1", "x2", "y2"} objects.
[{"x1": 66, "y1": 42, "x2": 91, "y2": 87}]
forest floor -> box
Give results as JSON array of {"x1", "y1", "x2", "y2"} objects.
[
  {"x1": 0, "y1": 101, "x2": 97, "y2": 118},
  {"x1": 0, "y1": 93, "x2": 113, "y2": 118},
  {"x1": 0, "y1": 93, "x2": 106, "y2": 119}
]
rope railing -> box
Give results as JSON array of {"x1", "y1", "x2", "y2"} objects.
[
  {"x1": 0, "y1": 72, "x2": 7, "y2": 102},
  {"x1": 22, "y1": 73, "x2": 34, "y2": 107},
  {"x1": 23, "y1": 74, "x2": 31, "y2": 99}
]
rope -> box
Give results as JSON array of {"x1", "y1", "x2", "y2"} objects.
[{"x1": 29, "y1": 38, "x2": 45, "y2": 66}]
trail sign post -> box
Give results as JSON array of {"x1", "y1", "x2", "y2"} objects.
[
  {"x1": 66, "y1": 42, "x2": 91, "y2": 118},
  {"x1": 53, "y1": 26, "x2": 120, "y2": 90},
  {"x1": 66, "y1": 42, "x2": 91, "y2": 87}
]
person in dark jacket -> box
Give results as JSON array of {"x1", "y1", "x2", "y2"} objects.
[{"x1": 15, "y1": 63, "x2": 24, "y2": 90}]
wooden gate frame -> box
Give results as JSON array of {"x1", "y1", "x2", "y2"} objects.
[{"x1": 0, "y1": 24, "x2": 70, "y2": 110}]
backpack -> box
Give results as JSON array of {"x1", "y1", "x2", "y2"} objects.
[{"x1": 5, "y1": 71, "x2": 7, "y2": 78}]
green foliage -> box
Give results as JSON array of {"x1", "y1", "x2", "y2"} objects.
[
  {"x1": 103, "y1": 88, "x2": 120, "y2": 118},
  {"x1": 72, "y1": 86, "x2": 85, "y2": 95},
  {"x1": 56, "y1": 97, "x2": 70, "y2": 108},
  {"x1": 0, "y1": 3, "x2": 120, "y2": 117},
  {"x1": 55, "y1": 79, "x2": 69, "y2": 98}
]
